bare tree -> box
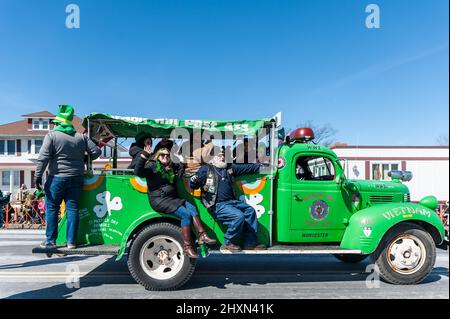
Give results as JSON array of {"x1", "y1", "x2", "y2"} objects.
[
  {"x1": 285, "y1": 121, "x2": 338, "y2": 147},
  {"x1": 436, "y1": 133, "x2": 449, "y2": 146}
]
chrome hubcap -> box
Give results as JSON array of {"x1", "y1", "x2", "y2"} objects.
[
  {"x1": 139, "y1": 235, "x2": 184, "y2": 280},
  {"x1": 387, "y1": 235, "x2": 426, "y2": 275}
]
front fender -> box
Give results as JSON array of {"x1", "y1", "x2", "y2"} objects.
[
  {"x1": 340, "y1": 202, "x2": 445, "y2": 254},
  {"x1": 116, "y1": 211, "x2": 179, "y2": 261}
]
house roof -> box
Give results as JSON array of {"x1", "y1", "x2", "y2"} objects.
[
  {"x1": 20, "y1": 111, "x2": 55, "y2": 118},
  {"x1": 0, "y1": 113, "x2": 84, "y2": 137}
]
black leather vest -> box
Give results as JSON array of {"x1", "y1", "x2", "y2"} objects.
[{"x1": 201, "y1": 164, "x2": 235, "y2": 212}]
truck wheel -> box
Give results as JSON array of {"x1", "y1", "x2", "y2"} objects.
[
  {"x1": 333, "y1": 254, "x2": 368, "y2": 263},
  {"x1": 127, "y1": 222, "x2": 197, "y2": 291},
  {"x1": 371, "y1": 223, "x2": 436, "y2": 285}
]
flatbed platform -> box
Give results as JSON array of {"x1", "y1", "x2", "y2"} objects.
[
  {"x1": 32, "y1": 244, "x2": 363, "y2": 256},
  {"x1": 32, "y1": 244, "x2": 120, "y2": 256},
  {"x1": 210, "y1": 245, "x2": 363, "y2": 255}
]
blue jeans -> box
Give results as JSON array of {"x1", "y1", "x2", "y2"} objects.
[
  {"x1": 215, "y1": 200, "x2": 258, "y2": 246},
  {"x1": 174, "y1": 201, "x2": 198, "y2": 227},
  {"x1": 44, "y1": 175, "x2": 84, "y2": 245}
]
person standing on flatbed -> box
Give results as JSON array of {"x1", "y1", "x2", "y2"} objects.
[{"x1": 35, "y1": 105, "x2": 101, "y2": 250}]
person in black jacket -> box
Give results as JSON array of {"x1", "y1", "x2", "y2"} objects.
[
  {"x1": 128, "y1": 132, "x2": 153, "y2": 170},
  {"x1": 134, "y1": 146, "x2": 216, "y2": 258},
  {"x1": 190, "y1": 148, "x2": 267, "y2": 252}
]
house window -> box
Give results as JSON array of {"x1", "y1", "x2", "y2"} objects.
[
  {"x1": 371, "y1": 163, "x2": 400, "y2": 181},
  {"x1": 2, "y1": 171, "x2": 19, "y2": 186},
  {"x1": 28, "y1": 140, "x2": 32, "y2": 153},
  {"x1": 34, "y1": 140, "x2": 43, "y2": 154},
  {"x1": 0, "y1": 140, "x2": 4, "y2": 154},
  {"x1": 31, "y1": 171, "x2": 36, "y2": 188},
  {"x1": 33, "y1": 120, "x2": 40, "y2": 130},
  {"x1": 7, "y1": 140, "x2": 15, "y2": 155},
  {"x1": 32, "y1": 119, "x2": 50, "y2": 130}
]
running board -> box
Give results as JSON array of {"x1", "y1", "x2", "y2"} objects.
[
  {"x1": 32, "y1": 244, "x2": 120, "y2": 256},
  {"x1": 208, "y1": 245, "x2": 363, "y2": 255}
]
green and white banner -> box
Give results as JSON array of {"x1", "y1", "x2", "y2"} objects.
[{"x1": 83, "y1": 113, "x2": 273, "y2": 139}]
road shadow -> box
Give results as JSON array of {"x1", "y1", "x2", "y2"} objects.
[
  {"x1": 0, "y1": 256, "x2": 92, "y2": 270},
  {"x1": 5, "y1": 254, "x2": 448, "y2": 298},
  {"x1": 4, "y1": 258, "x2": 130, "y2": 299},
  {"x1": 181, "y1": 255, "x2": 447, "y2": 290}
]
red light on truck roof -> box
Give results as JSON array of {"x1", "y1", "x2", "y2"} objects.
[{"x1": 289, "y1": 128, "x2": 315, "y2": 143}]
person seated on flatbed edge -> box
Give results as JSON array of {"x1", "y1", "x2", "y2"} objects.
[
  {"x1": 134, "y1": 146, "x2": 216, "y2": 258},
  {"x1": 189, "y1": 148, "x2": 267, "y2": 252}
]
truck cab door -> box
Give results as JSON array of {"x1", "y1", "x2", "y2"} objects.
[{"x1": 290, "y1": 154, "x2": 352, "y2": 242}]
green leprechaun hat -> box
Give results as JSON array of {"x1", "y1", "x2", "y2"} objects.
[{"x1": 53, "y1": 104, "x2": 74, "y2": 125}]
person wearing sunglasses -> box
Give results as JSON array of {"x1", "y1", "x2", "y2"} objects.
[{"x1": 134, "y1": 146, "x2": 216, "y2": 258}]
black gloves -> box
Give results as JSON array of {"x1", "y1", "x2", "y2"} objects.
[
  {"x1": 140, "y1": 150, "x2": 151, "y2": 159},
  {"x1": 35, "y1": 176, "x2": 43, "y2": 190},
  {"x1": 176, "y1": 164, "x2": 185, "y2": 178}
]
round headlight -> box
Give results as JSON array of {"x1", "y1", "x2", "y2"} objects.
[
  {"x1": 401, "y1": 171, "x2": 413, "y2": 182},
  {"x1": 388, "y1": 170, "x2": 413, "y2": 182}
]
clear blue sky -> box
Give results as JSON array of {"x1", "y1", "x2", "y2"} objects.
[{"x1": 0, "y1": 0, "x2": 448, "y2": 145}]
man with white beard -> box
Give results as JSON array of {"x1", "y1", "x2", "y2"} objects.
[{"x1": 190, "y1": 148, "x2": 266, "y2": 251}]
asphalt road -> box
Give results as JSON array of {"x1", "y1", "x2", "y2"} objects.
[{"x1": 0, "y1": 230, "x2": 448, "y2": 299}]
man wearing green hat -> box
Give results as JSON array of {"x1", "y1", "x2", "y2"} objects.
[{"x1": 35, "y1": 105, "x2": 101, "y2": 249}]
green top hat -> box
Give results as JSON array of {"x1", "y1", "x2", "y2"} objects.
[{"x1": 53, "y1": 104, "x2": 74, "y2": 125}]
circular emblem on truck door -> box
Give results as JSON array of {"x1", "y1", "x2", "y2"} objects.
[{"x1": 310, "y1": 200, "x2": 329, "y2": 221}]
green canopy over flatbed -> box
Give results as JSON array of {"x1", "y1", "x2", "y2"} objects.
[{"x1": 83, "y1": 113, "x2": 277, "y2": 140}]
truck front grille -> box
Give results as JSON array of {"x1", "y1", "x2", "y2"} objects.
[
  {"x1": 369, "y1": 195, "x2": 394, "y2": 204},
  {"x1": 403, "y1": 193, "x2": 411, "y2": 202}
]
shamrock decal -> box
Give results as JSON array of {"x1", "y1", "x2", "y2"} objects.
[
  {"x1": 93, "y1": 191, "x2": 123, "y2": 218},
  {"x1": 239, "y1": 193, "x2": 265, "y2": 218}
]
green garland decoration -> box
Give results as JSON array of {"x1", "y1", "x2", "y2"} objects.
[{"x1": 156, "y1": 160, "x2": 175, "y2": 184}]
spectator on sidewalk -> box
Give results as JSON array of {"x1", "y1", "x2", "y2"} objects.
[
  {"x1": 0, "y1": 191, "x2": 11, "y2": 229},
  {"x1": 16, "y1": 184, "x2": 29, "y2": 202}
]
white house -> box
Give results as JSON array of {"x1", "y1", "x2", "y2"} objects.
[
  {"x1": 0, "y1": 111, "x2": 130, "y2": 196},
  {"x1": 331, "y1": 145, "x2": 449, "y2": 203}
]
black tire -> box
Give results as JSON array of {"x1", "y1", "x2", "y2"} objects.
[
  {"x1": 371, "y1": 223, "x2": 436, "y2": 285},
  {"x1": 333, "y1": 254, "x2": 368, "y2": 263},
  {"x1": 127, "y1": 222, "x2": 197, "y2": 291}
]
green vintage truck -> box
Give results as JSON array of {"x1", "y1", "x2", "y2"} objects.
[{"x1": 33, "y1": 113, "x2": 446, "y2": 290}]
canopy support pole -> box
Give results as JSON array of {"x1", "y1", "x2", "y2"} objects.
[
  {"x1": 87, "y1": 119, "x2": 92, "y2": 172},
  {"x1": 113, "y1": 137, "x2": 118, "y2": 170},
  {"x1": 268, "y1": 121, "x2": 277, "y2": 247}
]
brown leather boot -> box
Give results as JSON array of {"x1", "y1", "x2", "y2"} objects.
[
  {"x1": 193, "y1": 215, "x2": 217, "y2": 245},
  {"x1": 181, "y1": 226, "x2": 199, "y2": 259}
]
